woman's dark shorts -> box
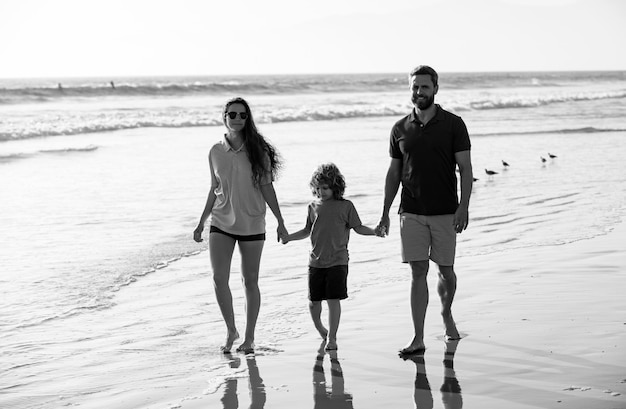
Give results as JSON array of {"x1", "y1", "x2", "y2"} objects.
[
  {"x1": 210, "y1": 225, "x2": 265, "y2": 242},
  {"x1": 308, "y1": 265, "x2": 348, "y2": 301}
]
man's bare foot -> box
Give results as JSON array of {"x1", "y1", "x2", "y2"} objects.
[
  {"x1": 443, "y1": 313, "x2": 460, "y2": 340},
  {"x1": 221, "y1": 330, "x2": 240, "y2": 353},
  {"x1": 399, "y1": 337, "x2": 426, "y2": 355}
]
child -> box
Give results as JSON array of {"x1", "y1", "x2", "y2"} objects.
[{"x1": 282, "y1": 163, "x2": 382, "y2": 350}]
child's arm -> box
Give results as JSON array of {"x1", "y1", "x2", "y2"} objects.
[
  {"x1": 353, "y1": 224, "x2": 380, "y2": 236},
  {"x1": 282, "y1": 212, "x2": 313, "y2": 244},
  {"x1": 281, "y1": 226, "x2": 311, "y2": 244},
  {"x1": 348, "y1": 201, "x2": 384, "y2": 237}
]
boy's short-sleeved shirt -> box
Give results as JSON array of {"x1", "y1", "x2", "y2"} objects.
[
  {"x1": 389, "y1": 105, "x2": 471, "y2": 215},
  {"x1": 306, "y1": 199, "x2": 362, "y2": 268},
  {"x1": 208, "y1": 137, "x2": 271, "y2": 235}
]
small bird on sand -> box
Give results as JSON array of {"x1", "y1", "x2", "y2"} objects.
[
  {"x1": 541, "y1": 157, "x2": 547, "y2": 163},
  {"x1": 485, "y1": 169, "x2": 498, "y2": 176},
  {"x1": 502, "y1": 160, "x2": 510, "y2": 167},
  {"x1": 548, "y1": 153, "x2": 557, "y2": 158}
]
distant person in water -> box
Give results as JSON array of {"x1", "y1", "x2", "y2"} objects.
[
  {"x1": 281, "y1": 163, "x2": 382, "y2": 351},
  {"x1": 193, "y1": 97, "x2": 288, "y2": 354},
  {"x1": 377, "y1": 65, "x2": 473, "y2": 355},
  {"x1": 110, "y1": 81, "x2": 115, "y2": 89}
]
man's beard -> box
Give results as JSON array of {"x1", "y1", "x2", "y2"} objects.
[{"x1": 412, "y1": 94, "x2": 435, "y2": 110}]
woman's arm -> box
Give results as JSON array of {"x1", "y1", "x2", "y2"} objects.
[
  {"x1": 259, "y1": 182, "x2": 288, "y2": 242},
  {"x1": 193, "y1": 156, "x2": 218, "y2": 243},
  {"x1": 193, "y1": 191, "x2": 216, "y2": 242}
]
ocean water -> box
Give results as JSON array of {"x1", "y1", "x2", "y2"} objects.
[{"x1": 1, "y1": 71, "x2": 626, "y2": 407}]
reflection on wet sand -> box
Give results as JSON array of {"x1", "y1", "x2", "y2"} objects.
[
  {"x1": 403, "y1": 340, "x2": 463, "y2": 409},
  {"x1": 405, "y1": 353, "x2": 434, "y2": 409},
  {"x1": 313, "y1": 341, "x2": 354, "y2": 408},
  {"x1": 441, "y1": 340, "x2": 462, "y2": 409},
  {"x1": 221, "y1": 355, "x2": 267, "y2": 409}
]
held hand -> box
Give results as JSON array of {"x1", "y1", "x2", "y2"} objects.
[
  {"x1": 376, "y1": 214, "x2": 390, "y2": 237},
  {"x1": 454, "y1": 206, "x2": 469, "y2": 233},
  {"x1": 276, "y1": 222, "x2": 288, "y2": 243},
  {"x1": 193, "y1": 225, "x2": 204, "y2": 242}
]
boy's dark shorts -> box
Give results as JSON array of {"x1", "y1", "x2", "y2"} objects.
[{"x1": 308, "y1": 265, "x2": 348, "y2": 301}]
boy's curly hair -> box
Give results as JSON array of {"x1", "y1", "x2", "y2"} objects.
[{"x1": 309, "y1": 163, "x2": 346, "y2": 200}]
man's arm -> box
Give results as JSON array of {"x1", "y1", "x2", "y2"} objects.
[
  {"x1": 454, "y1": 150, "x2": 473, "y2": 233},
  {"x1": 378, "y1": 158, "x2": 402, "y2": 235}
]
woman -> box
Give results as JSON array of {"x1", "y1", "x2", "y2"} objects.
[{"x1": 194, "y1": 97, "x2": 287, "y2": 354}]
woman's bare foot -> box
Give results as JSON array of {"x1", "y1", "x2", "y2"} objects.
[
  {"x1": 236, "y1": 340, "x2": 255, "y2": 354},
  {"x1": 221, "y1": 330, "x2": 240, "y2": 353}
]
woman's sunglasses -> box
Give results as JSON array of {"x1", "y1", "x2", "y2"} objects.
[{"x1": 226, "y1": 112, "x2": 248, "y2": 120}]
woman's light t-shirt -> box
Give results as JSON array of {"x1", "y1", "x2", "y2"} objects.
[{"x1": 208, "y1": 138, "x2": 271, "y2": 236}]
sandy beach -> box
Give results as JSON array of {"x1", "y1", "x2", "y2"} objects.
[
  {"x1": 52, "y1": 214, "x2": 622, "y2": 409},
  {"x1": 2, "y1": 119, "x2": 625, "y2": 409},
  {"x1": 149, "y1": 216, "x2": 623, "y2": 409}
]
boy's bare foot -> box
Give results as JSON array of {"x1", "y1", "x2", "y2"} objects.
[
  {"x1": 317, "y1": 340, "x2": 328, "y2": 355},
  {"x1": 221, "y1": 330, "x2": 240, "y2": 353},
  {"x1": 315, "y1": 324, "x2": 329, "y2": 341},
  {"x1": 325, "y1": 338, "x2": 338, "y2": 351}
]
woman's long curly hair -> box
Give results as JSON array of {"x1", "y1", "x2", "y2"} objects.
[
  {"x1": 309, "y1": 163, "x2": 346, "y2": 200},
  {"x1": 223, "y1": 97, "x2": 282, "y2": 187}
]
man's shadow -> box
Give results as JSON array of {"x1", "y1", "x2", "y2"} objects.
[
  {"x1": 402, "y1": 339, "x2": 463, "y2": 409},
  {"x1": 221, "y1": 354, "x2": 266, "y2": 409},
  {"x1": 312, "y1": 341, "x2": 354, "y2": 408}
]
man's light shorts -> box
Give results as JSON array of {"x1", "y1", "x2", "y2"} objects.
[{"x1": 399, "y1": 213, "x2": 456, "y2": 266}]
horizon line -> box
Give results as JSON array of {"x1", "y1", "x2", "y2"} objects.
[{"x1": 1, "y1": 68, "x2": 626, "y2": 81}]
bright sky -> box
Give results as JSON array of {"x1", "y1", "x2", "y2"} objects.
[{"x1": 1, "y1": 0, "x2": 624, "y2": 78}]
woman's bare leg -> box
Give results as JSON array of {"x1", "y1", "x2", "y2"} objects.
[
  {"x1": 237, "y1": 240, "x2": 264, "y2": 352},
  {"x1": 209, "y1": 232, "x2": 239, "y2": 352}
]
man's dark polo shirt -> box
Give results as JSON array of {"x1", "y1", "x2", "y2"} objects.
[{"x1": 389, "y1": 104, "x2": 471, "y2": 215}]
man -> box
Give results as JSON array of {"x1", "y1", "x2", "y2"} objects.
[{"x1": 377, "y1": 65, "x2": 473, "y2": 355}]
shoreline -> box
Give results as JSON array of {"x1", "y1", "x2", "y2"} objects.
[{"x1": 3, "y1": 120, "x2": 626, "y2": 409}]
